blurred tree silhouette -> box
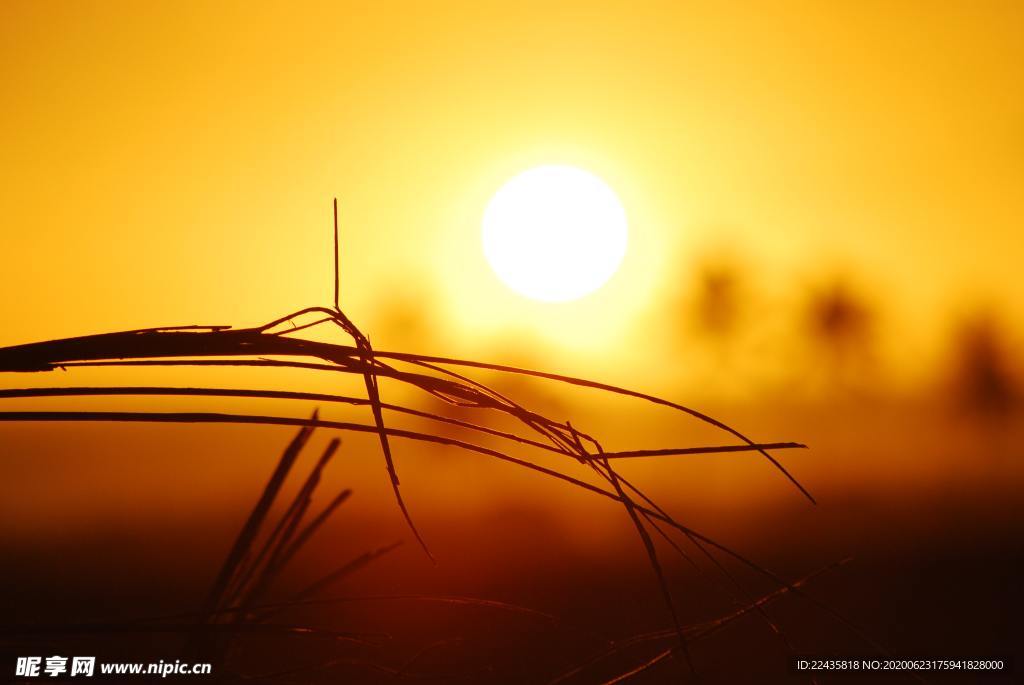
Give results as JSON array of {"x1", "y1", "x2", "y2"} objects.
[
  {"x1": 948, "y1": 312, "x2": 1018, "y2": 417},
  {"x1": 372, "y1": 277, "x2": 438, "y2": 349},
  {"x1": 801, "y1": 279, "x2": 877, "y2": 393},
  {"x1": 694, "y1": 260, "x2": 744, "y2": 340}
]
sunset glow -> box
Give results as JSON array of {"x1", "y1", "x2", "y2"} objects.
[{"x1": 1, "y1": 3, "x2": 1021, "y2": 681}]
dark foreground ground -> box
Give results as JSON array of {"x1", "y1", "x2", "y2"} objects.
[
  {"x1": 2, "y1": 403, "x2": 1021, "y2": 683},
  {"x1": 3, "y1": 491, "x2": 1020, "y2": 683}
]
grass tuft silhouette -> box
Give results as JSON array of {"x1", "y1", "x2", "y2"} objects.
[{"x1": 0, "y1": 200, "x2": 883, "y2": 681}]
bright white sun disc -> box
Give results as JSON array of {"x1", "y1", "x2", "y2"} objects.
[{"x1": 482, "y1": 165, "x2": 628, "y2": 302}]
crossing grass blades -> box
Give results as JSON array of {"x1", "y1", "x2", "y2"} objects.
[{"x1": 0, "y1": 201, "x2": 880, "y2": 682}]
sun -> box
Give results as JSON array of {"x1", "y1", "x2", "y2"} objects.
[{"x1": 482, "y1": 165, "x2": 628, "y2": 302}]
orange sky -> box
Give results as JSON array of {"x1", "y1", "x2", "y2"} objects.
[
  {"x1": 2, "y1": 3, "x2": 1023, "y2": 585},
  {"x1": 1, "y1": 1, "x2": 1022, "y2": 389}
]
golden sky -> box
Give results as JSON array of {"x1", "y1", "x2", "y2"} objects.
[
  {"x1": 2, "y1": 1, "x2": 1021, "y2": 387},
  {"x1": 3, "y1": 2, "x2": 1023, "y2": 567}
]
